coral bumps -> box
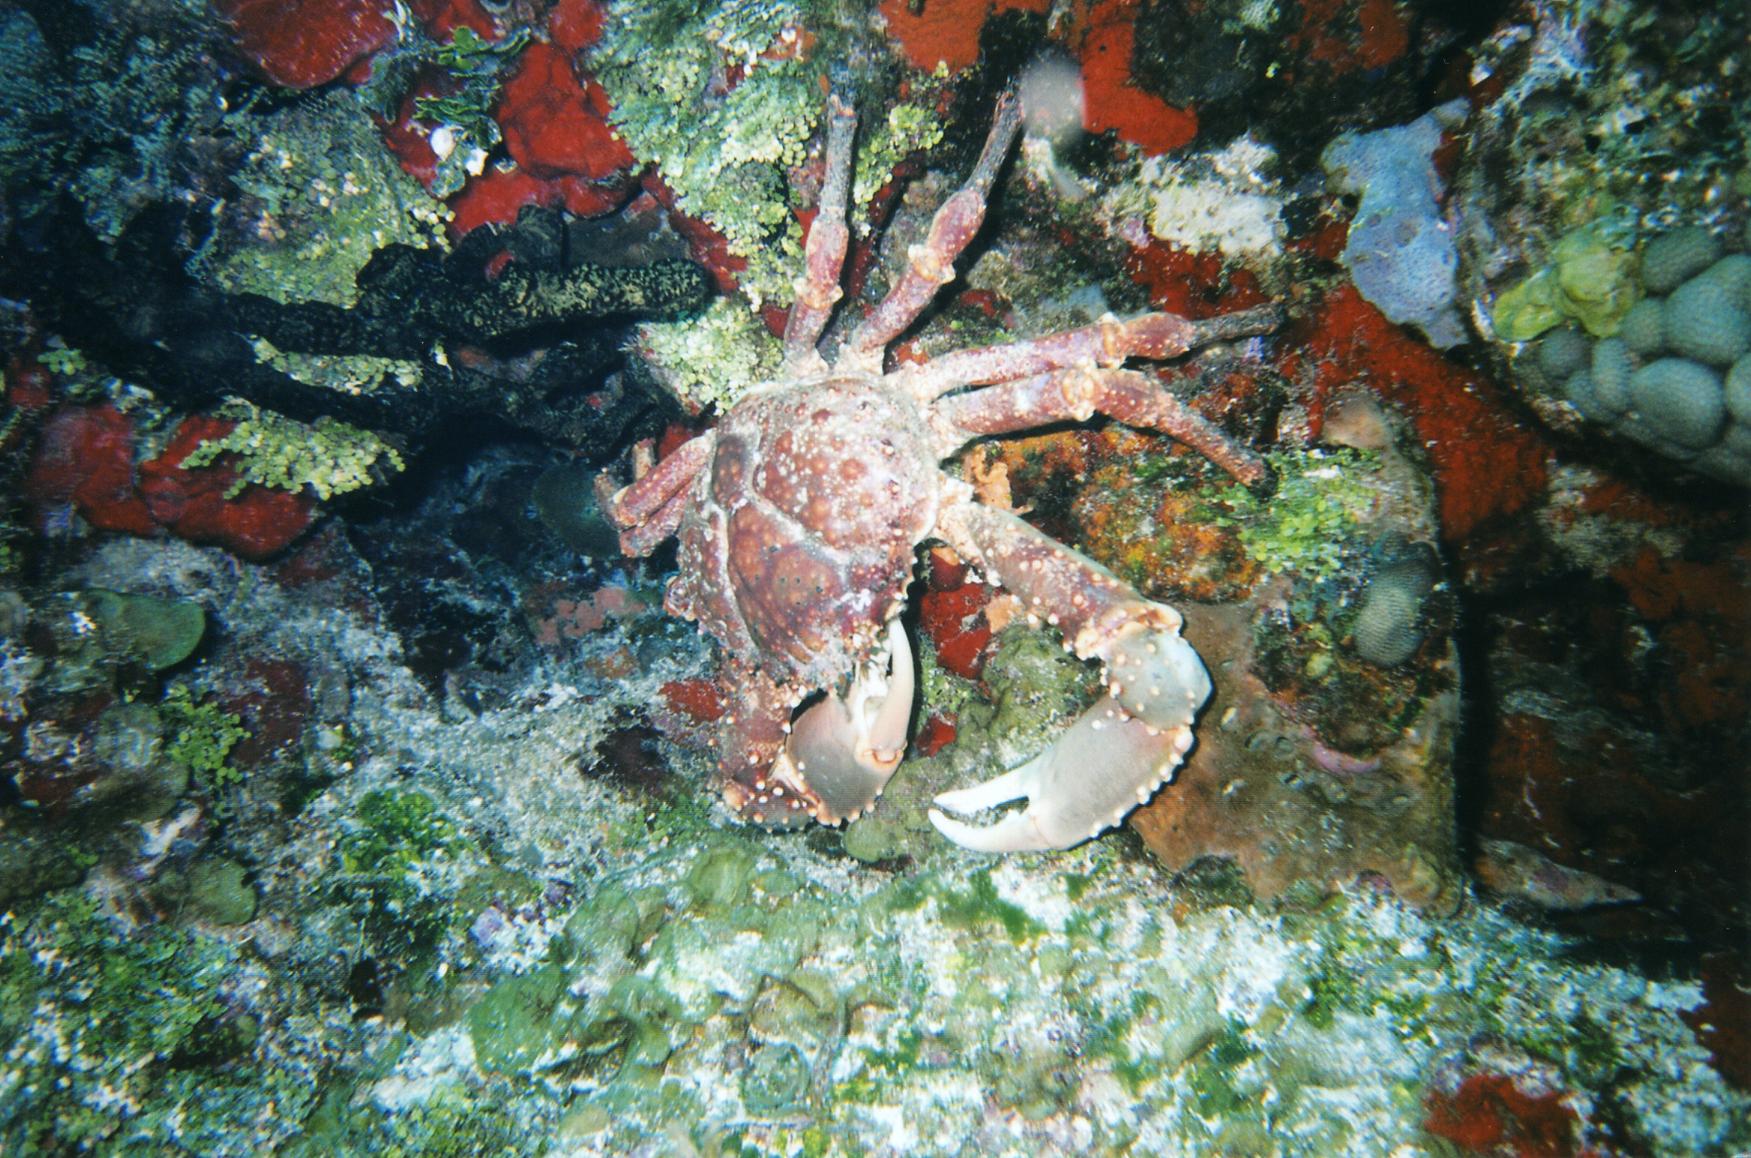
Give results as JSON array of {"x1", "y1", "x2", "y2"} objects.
[{"x1": 1526, "y1": 223, "x2": 1751, "y2": 484}]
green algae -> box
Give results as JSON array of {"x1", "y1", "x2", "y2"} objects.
[
  {"x1": 159, "y1": 683, "x2": 246, "y2": 789},
  {"x1": 0, "y1": 890, "x2": 309, "y2": 1152},
  {"x1": 1205, "y1": 447, "x2": 1381, "y2": 580},
  {"x1": 887, "y1": 866, "x2": 1046, "y2": 942},
  {"x1": 592, "y1": 1, "x2": 822, "y2": 309},
  {"x1": 181, "y1": 402, "x2": 405, "y2": 501},
  {"x1": 334, "y1": 789, "x2": 476, "y2": 962},
  {"x1": 595, "y1": 0, "x2": 950, "y2": 318},
  {"x1": 636, "y1": 296, "x2": 783, "y2": 415},
  {"x1": 467, "y1": 963, "x2": 573, "y2": 1075},
  {"x1": 196, "y1": 92, "x2": 448, "y2": 308}
]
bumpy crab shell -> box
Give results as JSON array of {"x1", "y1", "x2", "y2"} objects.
[{"x1": 601, "y1": 85, "x2": 1279, "y2": 852}]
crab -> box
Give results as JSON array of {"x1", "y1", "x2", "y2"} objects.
[{"x1": 600, "y1": 86, "x2": 1279, "y2": 852}]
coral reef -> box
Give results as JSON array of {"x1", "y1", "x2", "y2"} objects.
[{"x1": 0, "y1": 0, "x2": 1747, "y2": 1152}]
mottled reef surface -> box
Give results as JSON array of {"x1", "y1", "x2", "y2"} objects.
[{"x1": 1, "y1": 0, "x2": 1748, "y2": 1153}]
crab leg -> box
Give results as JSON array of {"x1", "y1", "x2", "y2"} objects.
[
  {"x1": 929, "y1": 501, "x2": 1211, "y2": 852},
  {"x1": 597, "y1": 431, "x2": 716, "y2": 557},
  {"x1": 899, "y1": 306, "x2": 1282, "y2": 402},
  {"x1": 718, "y1": 662, "x2": 813, "y2": 829},
  {"x1": 933, "y1": 365, "x2": 1272, "y2": 490},
  {"x1": 843, "y1": 89, "x2": 1023, "y2": 364},
  {"x1": 782, "y1": 91, "x2": 857, "y2": 372}
]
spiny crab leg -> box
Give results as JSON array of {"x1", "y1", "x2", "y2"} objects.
[
  {"x1": 768, "y1": 617, "x2": 915, "y2": 824},
  {"x1": 932, "y1": 364, "x2": 1272, "y2": 491},
  {"x1": 930, "y1": 502, "x2": 1211, "y2": 852},
  {"x1": 899, "y1": 305, "x2": 1283, "y2": 403},
  {"x1": 781, "y1": 90, "x2": 856, "y2": 373},
  {"x1": 842, "y1": 88, "x2": 1024, "y2": 365},
  {"x1": 595, "y1": 431, "x2": 716, "y2": 557}
]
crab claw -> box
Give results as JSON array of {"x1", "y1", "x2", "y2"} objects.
[
  {"x1": 770, "y1": 618, "x2": 915, "y2": 824},
  {"x1": 929, "y1": 623, "x2": 1209, "y2": 853}
]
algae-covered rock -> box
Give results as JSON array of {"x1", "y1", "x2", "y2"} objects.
[
  {"x1": 82, "y1": 589, "x2": 205, "y2": 670},
  {"x1": 682, "y1": 840, "x2": 759, "y2": 912},
  {"x1": 587, "y1": 974, "x2": 688, "y2": 1070},
  {"x1": 186, "y1": 858, "x2": 258, "y2": 926},
  {"x1": 197, "y1": 92, "x2": 448, "y2": 308},
  {"x1": 467, "y1": 964, "x2": 573, "y2": 1075}
]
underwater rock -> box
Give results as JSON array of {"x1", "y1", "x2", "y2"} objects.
[
  {"x1": 81, "y1": 589, "x2": 206, "y2": 671},
  {"x1": 1131, "y1": 599, "x2": 1462, "y2": 911},
  {"x1": 531, "y1": 462, "x2": 621, "y2": 557},
  {"x1": 184, "y1": 858, "x2": 260, "y2": 926},
  {"x1": 1474, "y1": 837, "x2": 1641, "y2": 913}
]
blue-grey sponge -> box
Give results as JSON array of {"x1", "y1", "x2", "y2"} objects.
[
  {"x1": 1628, "y1": 358, "x2": 1726, "y2": 448},
  {"x1": 1640, "y1": 226, "x2": 1722, "y2": 294},
  {"x1": 1665, "y1": 268, "x2": 1751, "y2": 366}
]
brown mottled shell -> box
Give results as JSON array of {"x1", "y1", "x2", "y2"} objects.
[{"x1": 667, "y1": 375, "x2": 939, "y2": 690}]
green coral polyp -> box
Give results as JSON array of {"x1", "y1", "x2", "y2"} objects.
[{"x1": 182, "y1": 402, "x2": 405, "y2": 500}]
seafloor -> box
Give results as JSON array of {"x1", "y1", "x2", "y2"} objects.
[{"x1": 1, "y1": 0, "x2": 1748, "y2": 1154}]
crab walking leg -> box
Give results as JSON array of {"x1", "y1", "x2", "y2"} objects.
[
  {"x1": 718, "y1": 663, "x2": 814, "y2": 829},
  {"x1": 933, "y1": 365, "x2": 1272, "y2": 490},
  {"x1": 597, "y1": 431, "x2": 716, "y2": 556},
  {"x1": 618, "y1": 481, "x2": 692, "y2": 558},
  {"x1": 899, "y1": 305, "x2": 1283, "y2": 402},
  {"x1": 843, "y1": 90, "x2": 1023, "y2": 363},
  {"x1": 782, "y1": 92, "x2": 856, "y2": 371},
  {"x1": 930, "y1": 500, "x2": 1212, "y2": 852}
]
